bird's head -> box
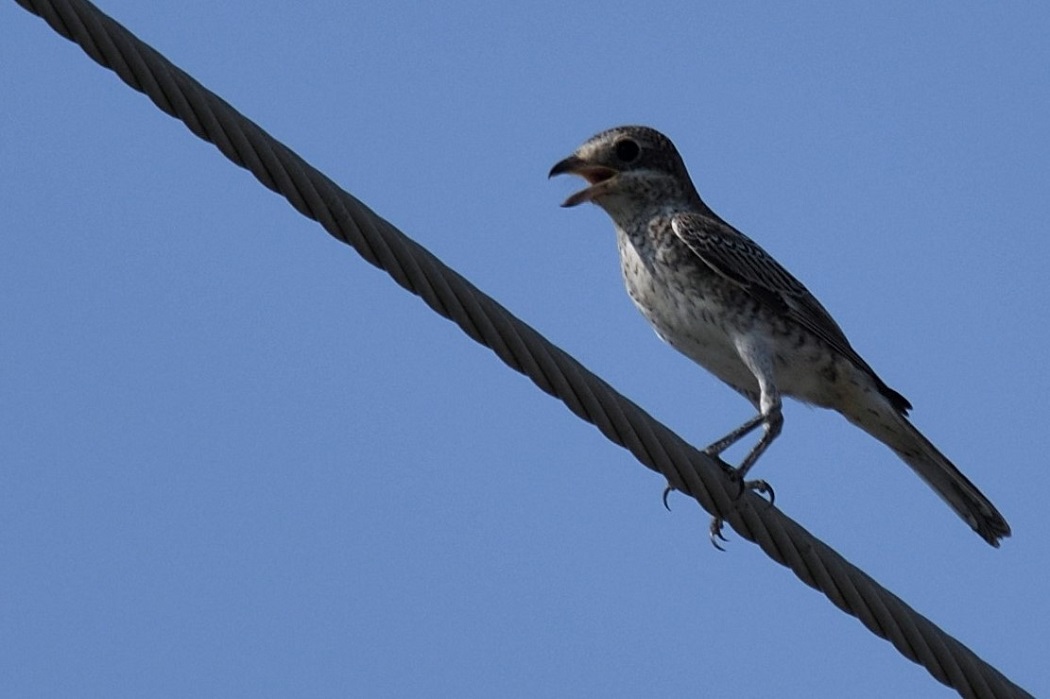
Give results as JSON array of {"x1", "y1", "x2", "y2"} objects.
[{"x1": 548, "y1": 125, "x2": 701, "y2": 215}]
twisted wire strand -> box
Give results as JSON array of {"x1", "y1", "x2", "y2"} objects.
[{"x1": 13, "y1": 1, "x2": 1030, "y2": 697}]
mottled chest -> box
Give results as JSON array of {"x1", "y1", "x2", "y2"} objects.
[{"x1": 614, "y1": 221, "x2": 744, "y2": 351}]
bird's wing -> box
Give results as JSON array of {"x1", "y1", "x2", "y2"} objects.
[{"x1": 670, "y1": 212, "x2": 911, "y2": 414}]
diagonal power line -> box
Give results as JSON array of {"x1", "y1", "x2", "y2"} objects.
[{"x1": 11, "y1": 1, "x2": 1031, "y2": 697}]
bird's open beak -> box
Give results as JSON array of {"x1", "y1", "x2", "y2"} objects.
[{"x1": 549, "y1": 155, "x2": 618, "y2": 208}]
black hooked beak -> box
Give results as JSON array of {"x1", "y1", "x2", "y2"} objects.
[
  {"x1": 548, "y1": 155, "x2": 618, "y2": 208},
  {"x1": 548, "y1": 155, "x2": 586, "y2": 179}
]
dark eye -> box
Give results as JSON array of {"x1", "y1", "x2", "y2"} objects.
[{"x1": 614, "y1": 138, "x2": 641, "y2": 163}]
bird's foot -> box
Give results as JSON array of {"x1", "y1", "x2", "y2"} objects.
[
  {"x1": 740, "y1": 478, "x2": 775, "y2": 508},
  {"x1": 663, "y1": 475, "x2": 772, "y2": 510},
  {"x1": 709, "y1": 516, "x2": 729, "y2": 551},
  {"x1": 707, "y1": 478, "x2": 775, "y2": 551}
]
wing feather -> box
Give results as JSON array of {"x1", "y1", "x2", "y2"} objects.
[{"x1": 670, "y1": 212, "x2": 911, "y2": 414}]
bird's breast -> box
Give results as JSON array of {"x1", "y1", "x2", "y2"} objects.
[{"x1": 615, "y1": 226, "x2": 759, "y2": 393}]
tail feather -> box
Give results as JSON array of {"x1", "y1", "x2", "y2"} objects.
[{"x1": 846, "y1": 405, "x2": 1010, "y2": 546}]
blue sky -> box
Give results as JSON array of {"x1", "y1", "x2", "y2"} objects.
[{"x1": 3, "y1": 1, "x2": 1048, "y2": 696}]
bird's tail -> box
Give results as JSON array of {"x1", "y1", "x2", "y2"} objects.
[{"x1": 845, "y1": 406, "x2": 1010, "y2": 546}]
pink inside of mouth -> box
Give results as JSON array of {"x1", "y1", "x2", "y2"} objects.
[{"x1": 580, "y1": 167, "x2": 616, "y2": 185}]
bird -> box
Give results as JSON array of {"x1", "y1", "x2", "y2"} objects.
[{"x1": 549, "y1": 125, "x2": 1010, "y2": 547}]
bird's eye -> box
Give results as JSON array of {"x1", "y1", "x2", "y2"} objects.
[{"x1": 614, "y1": 139, "x2": 641, "y2": 163}]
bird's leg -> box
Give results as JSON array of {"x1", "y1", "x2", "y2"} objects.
[
  {"x1": 730, "y1": 343, "x2": 783, "y2": 483},
  {"x1": 701, "y1": 412, "x2": 767, "y2": 457},
  {"x1": 707, "y1": 404, "x2": 781, "y2": 549},
  {"x1": 734, "y1": 397, "x2": 783, "y2": 482},
  {"x1": 663, "y1": 392, "x2": 782, "y2": 514},
  {"x1": 668, "y1": 397, "x2": 781, "y2": 528},
  {"x1": 706, "y1": 345, "x2": 782, "y2": 548},
  {"x1": 663, "y1": 414, "x2": 764, "y2": 509}
]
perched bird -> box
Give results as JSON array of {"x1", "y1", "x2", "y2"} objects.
[{"x1": 549, "y1": 125, "x2": 1010, "y2": 546}]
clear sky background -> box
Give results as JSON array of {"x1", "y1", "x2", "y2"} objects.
[{"x1": 3, "y1": 2, "x2": 1048, "y2": 697}]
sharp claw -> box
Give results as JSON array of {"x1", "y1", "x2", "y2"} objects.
[
  {"x1": 705, "y1": 478, "x2": 774, "y2": 552},
  {"x1": 744, "y1": 479, "x2": 775, "y2": 508},
  {"x1": 751, "y1": 478, "x2": 776, "y2": 505},
  {"x1": 662, "y1": 484, "x2": 673, "y2": 511},
  {"x1": 709, "y1": 516, "x2": 728, "y2": 551}
]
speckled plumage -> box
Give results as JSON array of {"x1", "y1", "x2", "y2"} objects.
[{"x1": 550, "y1": 125, "x2": 1009, "y2": 546}]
